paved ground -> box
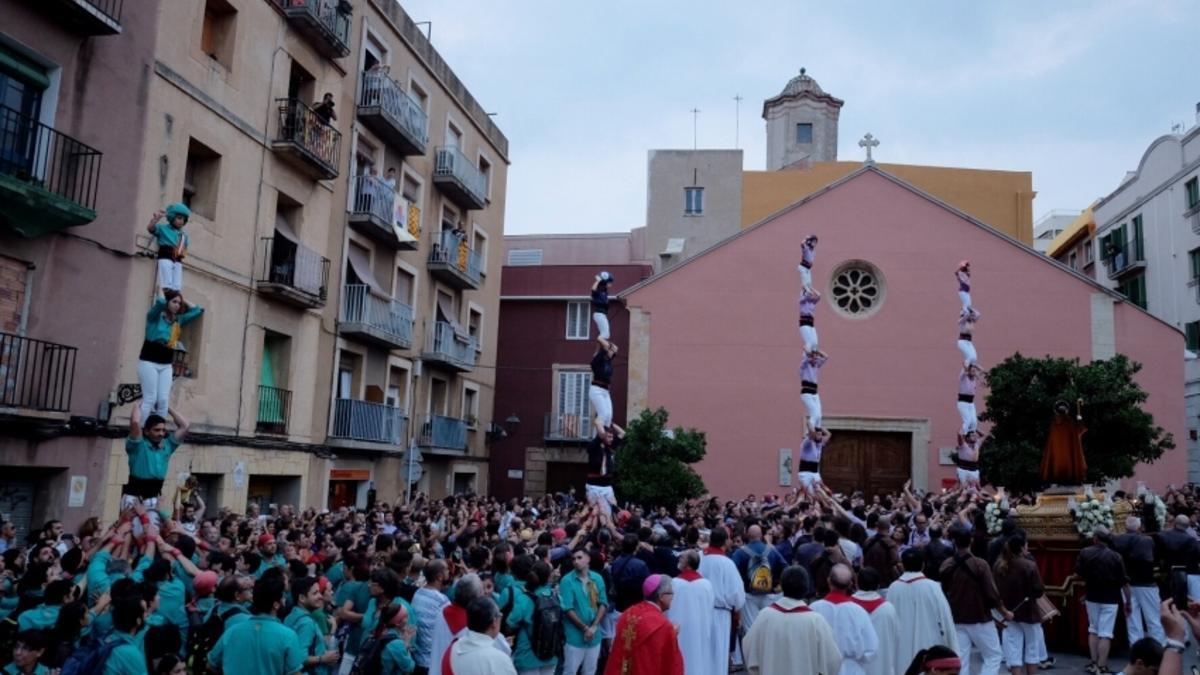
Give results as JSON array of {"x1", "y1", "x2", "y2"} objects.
[{"x1": 966, "y1": 646, "x2": 1200, "y2": 673}]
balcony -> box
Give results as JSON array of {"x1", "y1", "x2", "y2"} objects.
[
  {"x1": 0, "y1": 105, "x2": 102, "y2": 238},
  {"x1": 421, "y1": 321, "x2": 476, "y2": 372},
  {"x1": 256, "y1": 236, "x2": 329, "y2": 309},
  {"x1": 46, "y1": 0, "x2": 122, "y2": 35},
  {"x1": 271, "y1": 99, "x2": 341, "y2": 180},
  {"x1": 274, "y1": 0, "x2": 350, "y2": 59},
  {"x1": 328, "y1": 398, "x2": 406, "y2": 449},
  {"x1": 427, "y1": 230, "x2": 482, "y2": 290},
  {"x1": 417, "y1": 414, "x2": 468, "y2": 454},
  {"x1": 347, "y1": 175, "x2": 420, "y2": 249},
  {"x1": 339, "y1": 284, "x2": 414, "y2": 350},
  {"x1": 1105, "y1": 240, "x2": 1146, "y2": 280},
  {"x1": 357, "y1": 72, "x2": 428, "y2": 156},
  {"x1": 432, "y1": 146, "x2": 488, "y2": 211},
  {"x1": 544, "y1": 412, "x2": 592, "y2": 444},
  {"x1": 0, "y1": 333, "x2": 77, "y2": 418},
  {"x1": 256, "y1": 385, "x2": 292, "y2": 435}
]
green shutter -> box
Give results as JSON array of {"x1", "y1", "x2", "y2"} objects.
[
  {"x1": 1188, "y1": 322, "x2": 1200, "y2": 352},
  {"x1": 0, "y1": 47, "x2": 50, "y2": 90}
]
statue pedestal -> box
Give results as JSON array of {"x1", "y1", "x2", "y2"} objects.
[{"x1": 1014, "y1": 490, "x2": 1132, "y2": 653}]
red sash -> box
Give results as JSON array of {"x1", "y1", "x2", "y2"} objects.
[
  {"x1": 441, "y1": 637, "x2": 458, "y2": 675},
  {"x1": 769, "y1": 602, "x2": 811, "y2": 614},
  {"x1": 444, "y1": 604, "x2": 468, "y2": 634},
  {"x1": 823, "y1": 591, "x2": 853, "y2": 604},
  {"x1": 851, "y1": 595, "x2": 886, "y2": 614},
  {"x1": 678, "y1": 570, "x2": 703, "y2": 582},
  {"x1": 703, "y1": 547, "x2": 726, "y2": 557},
  {"x1": 902, "y1": 574, "x2": 927, "y2": 584}
]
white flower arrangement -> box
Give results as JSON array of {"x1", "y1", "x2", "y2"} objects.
[
  {"x1": 1142, "y1": 493, "x2": 1168, "y2": 530},
  {"x1": 984, "y1": 501, "x2": 1005, "y2": 536},
  {"x1": 1072, "y1": 495, "x2": 1115, "y2": 538}
]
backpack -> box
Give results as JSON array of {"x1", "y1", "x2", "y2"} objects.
[
  {"x1": 528, "y1": 590, "x2": 565, "y2": 661},
  {"x1": 60, "y1": 638, "x2": 118, "y2": 675},
  {"x1": 350, "y1": 634, "x2": 398, "y2": 675},
  {"x1": 741, "y1": 545, "x2": 774, "y2": 594},
  {"x1": 187, "y1": 606, "x2": 245, "y2": 674}
]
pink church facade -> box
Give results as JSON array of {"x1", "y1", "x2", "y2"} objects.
[{"x1": 622, "y1": 167, "x2": 1185, "y2": 499}]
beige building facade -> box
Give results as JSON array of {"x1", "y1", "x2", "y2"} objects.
[{"x1": 0, "y1": 0, "x2": 506, "y2": 531}]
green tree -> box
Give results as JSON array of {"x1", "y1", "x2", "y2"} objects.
[
  {"x1": 979, "y1": 353, "x2": 1174, "y2": 492},
  {"x1": 612, "y1": 407, "x2": 708, "y2": 509}
]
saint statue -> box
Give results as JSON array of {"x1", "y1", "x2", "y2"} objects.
[{"x1": 1040, "y1": 399, "x2": 1088, "y2": 485}]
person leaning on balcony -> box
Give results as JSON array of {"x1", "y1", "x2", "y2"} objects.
[
  {"x1": 123, "y1": 406, "x2": 190, "y2": 536},
  {"x1": 147, "y1": 203, "x2": 190, "y2": 293},
  {"x1": 313, "y1": 92, "x2": 337, "y2": 124},
  {"x1": 137, "y1": 290, "x2": 203, "y2": 424}
]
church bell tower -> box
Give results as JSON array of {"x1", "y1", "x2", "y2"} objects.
[{"x1": 763, "y1": 68, "x2": 844, "y2": 170}]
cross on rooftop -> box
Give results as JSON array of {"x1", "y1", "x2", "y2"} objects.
[{"x1": 859, "y1": 133, "x2": 880, "y2": 163}]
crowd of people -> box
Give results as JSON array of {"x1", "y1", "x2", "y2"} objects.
[{"x1": 3, "y1": 479, "x2": 1200, "y2": 674}]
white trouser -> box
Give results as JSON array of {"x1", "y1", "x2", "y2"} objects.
[
  {"x1": 799, "y1": 324, "x2": 818, "y2": 353},
  {"x1": 1127, "y1": 584, "x2": 1165, "y2": 644},
  {"x1": 798, "y1": 471, "x2": 822, "y2": 494},
  {"x1": 741, "y1": 593, "x2": 778, "y2": 633},
  {"x1": 588, "y1": 385, "x2": 612, "y2": 429},
  {"x1": 137, "y1": 360, "x2": 173, "y2": 423},
  {"x1": 1187, "y1": 574, "x2": 1200, "y2": 601},
  {"x1": 592, "y1": 312, "x2": 610, "y2": 341},
  {"x1": 801, "y1": 392, "x2": 822, "y2": 430},
  {"x1": 798, "y1": 264, "x2": 813, "y2": 290},
  {"x1": 337, "y1": 654, "x2": 355, "y2": 675},
  {"x1": 1032, "y1": 623, "x2": 1047, "y2": 661},
  {"x1": 957, "y1": 339, "x2": 977, "y2": 367},
  {"x1": 157, "y1": 259, "x2": 183, "y2": 291},
  {"x1": 585, "y1": 484, "x2": 616, "y2": 521},
  {"x1": 1003, "y1": 622, "x2": 1040, "y2": 667},
  {"x1": 957, "y1": 400, "x2": 977, "y2": 434},
  {"x1": 959, "y1": 290, "x2": 972, "y2": 314},
  {"x1": 1085, "y1": 601, "x2": 1118, "y2": 638},
  {"x1": 120, "y1": 495, "x2": 162, "y2": 537},
  {"x1": 956, "y1": 468, "x2": 981, "y2": 488},
  {"x1": 562, "y1": 644, "x2": 600, "y2": 675},
  {"x1": 955, "y1": 621, "x2": 1003, "y2": 675}
]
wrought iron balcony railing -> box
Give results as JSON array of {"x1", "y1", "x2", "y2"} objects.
[{"x1": 0, "y1": 332, "x2": 77, "y2": 413}]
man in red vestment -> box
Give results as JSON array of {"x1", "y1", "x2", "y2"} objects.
[{"x1": 604, "y1": 574, "x2": 684, "y2": 675}]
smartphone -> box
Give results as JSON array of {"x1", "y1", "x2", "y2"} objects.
[{"x1": 1172, "y1": 567, "x2": 1189, "y2": 610}]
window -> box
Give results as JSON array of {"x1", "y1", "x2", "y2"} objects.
[
  {"x1": 1190, "y1": 249, "x2": 1200, "y2": 280},
  {"x1": 1117, "y1": 274, "x2": 1147, "y2": 310},
  {"x1": 1131, "y1": 215, "x2": 1144, "y2": 261},
  {"x1": 506, "y1": 248, "x2": 543, "y2": 266},
  {"x1": 394, "y1": 267, "x2": 415, "y2": 306},
  {"x1": 386, "y1": 365, "x2": 409, "y2": 411},
  {"x1": 462, "y1": 386, "x2": 479, "y2": 428},
  {"x1": 478, "y1": 155, "x2": 492, "y2": 201},
  {"x1": 1186, "y1": 177, "x2": 1199, "y2": 210},
  {"x1": 182, "y1": 138, "x2": 221, "y2": 220},
  {"x1": 337, "y1": 351, "x2": 361, "y2": 398},
  {"x1": 409, "y1": 80, "x2": 429, "y2": 112},
  {"x1": 472, "y1": 226, "x2": 488, "y2": 275},
  {"x1": 287, "y1": 59, "x2": 315, "y2": 102},
  {"x1": 684, "y1": 187, "x2": 704, "y2": 215},
  {"x1": 200, "y1": 0, "x2": 237, "y2": 70},
  {"x1": 441, "y1": 204, "x2": 460, "y2": 233},
  {"x1": 402, "y1": 173, "x2": 421, "y2": 206},
  {"x1": 1068, "y1": 252, "x2": 1077, "y2": 270},
  {"x1": 258, "y1": 331, "x2": 291, "y2": 435},
  {"x1": 796, "y1": 123, "x2": 813, "y2": 144},
  {"x1": 429, "y1": 377, "x2": 448, "y2": 415},
  {"x1": 446, "y1": 121, "x2": 463, "y2": 150},
  {"x1": 556, "y1": 370, "x2": 592, "y2": 437},
  {"x1": 566, "y1": 301, "x2": 590, "y2": 340},
  {"x1": 0, "y1": 47, "x2": 46, "y2": 122},
  {"x1": 1188, "y1": 322, "x2": 1200, "y2": 352},
  {"x1": 468, "y1": 306, "x2": 482, "y2": 352},
  {"x1": 175, "y1": 309, "x2": 203, "y2": 379},
  {"x1": 1082, "y1": 239, "x2": 1094, "y2": 265},
  {"x1": 829, "y1": 261, "x2": 886, "y2": 318}
]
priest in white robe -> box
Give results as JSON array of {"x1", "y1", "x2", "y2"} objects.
[
  {"x1": 667, "y1": 550, "x2": 717, "y2": 675},
  {"x1": 699, "y1": 527, "x2": 746, "y2": 675},
  {"x1": 430, "y1": 574, "x2": 510, "y2": 675},
  {"x1": 885, "y1": 549, "x2": 958, "y2": 671},
  {"x1": 743, "y1": 565, "x2": 842, "y2": 675},
  {"x1": 851, "y1": 568, "x2": 900, "y2": 675},
  {"x1": 811, "y1": 564, "x2": 879, "y2": 675}
]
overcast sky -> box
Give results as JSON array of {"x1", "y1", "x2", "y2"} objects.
[{"x1": 399, "y1": 1, "x2": 1200, "y2": 235}]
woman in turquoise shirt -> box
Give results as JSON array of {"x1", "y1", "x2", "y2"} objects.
[
  {"x1": 505, "y1": 561, "x2": 558, "y2": 675},
  {"x1": 335, "y1": 558, "x2": 373, "y2": 658},
  {"x1": 374, "y1": 604, "x2": 416, "y2": 675},
  {"x1": 136, "y1": 290, "x2": 203, "y2": 425}
]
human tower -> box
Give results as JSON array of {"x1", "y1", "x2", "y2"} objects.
[{"x1": 793, "y1": 241, "x2": 987, "y2": 492}]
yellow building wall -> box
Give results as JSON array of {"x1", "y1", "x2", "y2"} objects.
[{"x1": 742, "y1": 162, "x2": 1035, "y2": 244}]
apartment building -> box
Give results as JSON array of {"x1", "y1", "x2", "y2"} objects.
[
  {"x1": 1091, "y1": 120, "x2": 1200, "y2": 479},
  {"x1": 490, "y1": 236, "x2": 651, "y2": 500},
  {"x1": 0, "y1": 0, "x2": 507, "y2": 531},
  {"x1": 0, "y1": 0, "x2": 149, "y2": 534}
]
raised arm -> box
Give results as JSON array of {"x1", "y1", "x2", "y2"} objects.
[
  {"x1": 147, "y1": 210, "x2": 163, "y2": 235},
  {"x1": 169, "y1": 409, "x2": 190, "y2": 443}
]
